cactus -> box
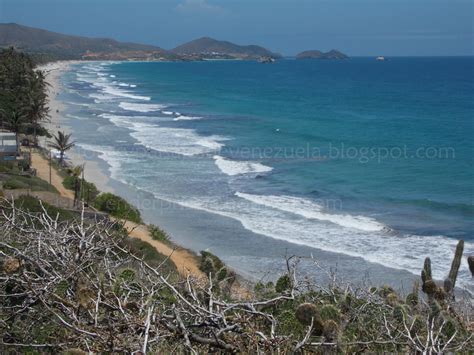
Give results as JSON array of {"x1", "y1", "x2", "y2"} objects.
[
  {"x1": 76, "y1": 278, "x2": 95, "y2": 310},
  {"x1": 421, "y1": 257, "x2": 432, "y2": 292},
  {"x1": 393, "y1": 304, "x2": 408, "y2": 322},
  {"x1": 386, "y1": 293, "x2": 399, "y2": 306},
  {"x1": 445, "y1": 240, "x2": 464, "y2": 293},
  {"x1": 421, "y1": 240, "x2": 465, "y2": 300},
  {"x1": 410, "y1": 315, "x2": 424, "y2": 336},
  {"x1": 2, "y1": 257, "x2": 21, "y2": 274},
  {"x1": 429, "y1": 300, "x2": 441, "y2": 319},
  {"x1": 295, "y1": 303, "x2": 319, "y2": 326},
  {"x1": 406, "y1": 281, "x2": 419, "y2": 307},
  {"x1": 295, "y1": 303, "x2": 324, "y2": 335},
  {"x1": 320, "y1": 304, "x2": 341, "y2": 322},
  {"x1": 322, "y1": 320, "x2": 339, "y2": 341},
  {"x1": 424, "y1": 280, "x2": 438, "y2": 295},
  {"x1": 468, "y1": 256, "x2": 474, "y2": 277}
]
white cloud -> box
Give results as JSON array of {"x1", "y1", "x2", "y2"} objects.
[{"x1": 175, "y1": 0, "x2": 226, "y2": 14}]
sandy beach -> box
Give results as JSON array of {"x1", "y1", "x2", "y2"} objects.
[
  {"x1": 34, "y1": 61, "x2": 207, "y2": 281},
  {"x1": 37, "y1": 61, "x2": 113, "y2": 192}
]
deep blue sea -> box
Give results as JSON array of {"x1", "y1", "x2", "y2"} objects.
[{"x1": 60, "y1": 57, "x2": 474, "y2": 289}]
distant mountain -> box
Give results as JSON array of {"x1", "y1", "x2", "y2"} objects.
[
  {"x1": 0, "y1": 23, "x2": 176, "y2": 61},
  {"x1": 296, "y1": 49, "x2": 348, "y2": 60},
  {"x1": 172, "y1": 37, "x2": 281, "y2": 60}
]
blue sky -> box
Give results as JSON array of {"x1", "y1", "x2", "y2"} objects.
[{"x1": 0, "y1": 0, "x2": 472, "y2": 56}]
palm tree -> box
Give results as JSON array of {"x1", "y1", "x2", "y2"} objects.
[
  {"x1": 70, "y1": 165, "x2": 83, "y2": 205},
  {"x1": 26, "y1": 92, "x2": 50, "y2": 146},
  {"x1": 48, "y1": 131, "x2": 75, "y2": 165}
]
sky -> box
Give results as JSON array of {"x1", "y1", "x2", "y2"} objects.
[{"x1": 0, "y1": 0, "x2": 473, "y2": 56}]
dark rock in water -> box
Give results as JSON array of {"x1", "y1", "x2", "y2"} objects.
[{"x1": 296, "y1": 49, "x2": 348, "y2": 60}]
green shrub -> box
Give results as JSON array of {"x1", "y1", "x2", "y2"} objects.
[
  {"x1": 93, "y1": 192, "x2": 142, "y2": 223},
  {"x1": 123, "y1": 237, "x2": 177, "y2": 276},
  {"x1": 17, "y1": 159, "x2": 30, "y2": 171},
  {"x1": 275, "y1": 274, "x2": 291, "y2": 293},
  {"x1": 0, "y1": 162, "x2": 17, "y2": 173},
  {"x1": 200, "y1": 251, "x2": 225, "y2": 271},
  {"x1": 3, "y1": 175, "x2": 57, "y2": 192},
  {"x1": 295, "y1": 303, "x2": 319, "y2": 326},
  {"x1": 148, "y1": 224, "x2": 170, "y2": 243},
  {"x1": 63, "y1": 176, "x2": 100, "y2": 203},
  {"x1": 320, "y1": 304, "x2": 341, "y2": 322},
  {"x1": 6, "y1": 195, "x2": 74, "y2": 221}
]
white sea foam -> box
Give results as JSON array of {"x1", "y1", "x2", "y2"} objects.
[
  {"x1": 93, "y1": 82, "x2": 151, "y2": 101},
  {"x1": 76, "y1": 64, "x2": 149, "y2": 102},
  {"x1": 235, "y1": 192, "x2": 385, "y2": 232},
  {"x1": 108, "y1": 116, "x2": 226, "y2": 155},
  {"x1": 130, "y1": 84, "x2": 137, "y2": 88},
  {"x1": 173, "y1": 115, "x2": 203, "y2": 121},
  {"x1": 157, "y1": 194, "x2": 473, "y2": 290},
  {"x1": 162, "y1": 111, "x2": 174, "y2": 115},
  {"x1": 213, "y1": 156, "x2": 273, "y2": 176},
  {"x1": 119, "y1": 102, "x2": 166, "y2": 112},
  {"x1": 76, "y1": 144, "x2": 122, "y2": 178},
  {"x1": 66, "y1": 114, "x2": 89, "y2": 121}
]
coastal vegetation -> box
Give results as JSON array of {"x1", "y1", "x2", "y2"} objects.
[
  {"x1": 93, "y1": 192, "x2": 143, "y2": 224},
  {"x1": 148, "y1": 224, "x2": 171, "y2": 244},
  {"x1": 48, "y1": 130, "x2": 75, "y2": 165},
  {"x1": 62, "y1": 166, "x2": 100, "y2": 205},
  {"x1": 0, "y1": 197, "x2": 472, "y2": 353},
  {"x1": 0, "y1": 47, "x2": 50, "y2": 144}
]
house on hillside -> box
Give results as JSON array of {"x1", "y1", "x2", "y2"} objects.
[{"x1": 0, "y1": 132, "x2": 18, "y2": 161}]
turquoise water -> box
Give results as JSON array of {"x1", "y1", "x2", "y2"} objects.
[{"x1": 61, "y1": 58, "x2": 474, "y2": 288}]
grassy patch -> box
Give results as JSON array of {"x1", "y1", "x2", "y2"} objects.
[
  {"x1": 2, "y1": 195, "x2": 75, "y2": 221},
  {"x1": 2, "y1": 174, "x2": 58, "y2": 193},
  {"x1": 93, "y1": 192, "x2": 142, "y2": 224}
]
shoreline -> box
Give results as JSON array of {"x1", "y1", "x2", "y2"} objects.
[
  {"x1": 36, "y1": 60, "x2": 209, "y2": 282},
  {"x1": 40, "y1": 60, "x2": 472, "y2": 294},
  {"x1": 40, "y1": 60, "x2": 419, "y2": 290}
]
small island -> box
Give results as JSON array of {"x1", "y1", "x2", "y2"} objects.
[{"x1": 296, "y1": 49, "x2": 348, "y2": 60}]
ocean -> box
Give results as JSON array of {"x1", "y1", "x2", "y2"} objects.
[{"x1": 59, "y1": 57, "x2": 474, "y2": 290}]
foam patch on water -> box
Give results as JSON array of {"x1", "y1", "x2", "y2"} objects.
[
  {"x1": 213, "y1": 156, "x2": 273, "y2": 176},
  {"x1": 173, "y1": 115, "x2": 203, "y2": 121},
  {"x1": 156, "y1": 193, "x2": 473, "y2": 290},
  {"x1": 75, "y1": 64, "x2": 149, "y2": 102},
  {"x1": 236, "y1": 192, "x2": 385, "y2": 232},
  {"x1": 108, "y1": 116, "x2": 226, "y2": 156},
  {"x1": 93, "y1": 81, "x2": 150, "y2": 101},
  {"x1": 119, "y1": 102, "x2": 166, "y2": 112},
  {"x1": 76, "y1": 143, "x2": 124, "y2": 179}
]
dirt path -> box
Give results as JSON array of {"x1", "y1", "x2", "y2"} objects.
[
  {"x1": 121, "y1": 220, "x2": 205, "y2": 279},
  {"x1": 30, "y1": 150, "x2": 205, "y2": 279},
  {"x1": 31, "y1": 151, "x2": 74, "y2": 199}
]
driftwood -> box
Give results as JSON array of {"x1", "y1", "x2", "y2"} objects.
[{"x1": 0, "y1": 199, "x2": 472, "y2": 353}]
